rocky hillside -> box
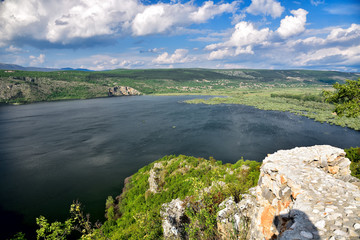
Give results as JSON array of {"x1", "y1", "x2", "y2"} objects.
[
  {"x1": 98, "y1": 146, "x2": 360, "y2": 240},
  {"x1": 1, "y1": 68, "x2": 359, "y2": 104},
  {"x1": 0, "y1": 75, "x2": 141, "y2": 104}
]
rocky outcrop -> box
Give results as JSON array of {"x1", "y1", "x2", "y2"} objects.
[
  {"x1": 217, "y1": 196, "x2": 252, "y2": 239},
  {"x1": 148, "y1": 162, "x2": 163, "y2": 193},
  {"x1": 12, "y1": 76, "x2": 36, "y2": 82},
  {"x1": 161, "y1": 199, "x2": 188, "y2": 240},
  {"x1": 161, "y1": 180, "x2": 227, "y2": 239},
  {"x1": 0, "y1": 76, "x2": 123, "y2": 103},
  {"x1": 108, "y1": 86, "x2": 141, "y2": 96},
  {"x1": 220, "y1": 145, "x2": 360, "y2": 240}
]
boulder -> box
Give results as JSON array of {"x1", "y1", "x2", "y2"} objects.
[
  {"x1": 148, "y1": 162, "x2": 163, "y2": 193},
  {"x1": 161, "y1": 199, "x2": 188, "y2": 240}
]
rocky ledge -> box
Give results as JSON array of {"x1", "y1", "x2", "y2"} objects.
[
  {"x1": 219, "y1": 145, "x2": 360, "y2": 240},
  {"x1": 108, "y1": 86, "x2": 141, "y2": 96},
  {"x1": 162, "y1": 145, "x2": 360, "y2": 240}
]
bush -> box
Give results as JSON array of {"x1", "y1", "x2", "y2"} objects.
[
  {"x1": 323, "y1": 79, "x2": 360, "y2": 117},
  {"x1": 345, "y1": 147, "x2": 360, "y2": 179}
]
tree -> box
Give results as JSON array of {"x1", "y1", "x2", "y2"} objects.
[
  {"x1": 323, "y1": 79, "x2": 360, "y2": 117},
  {"x1": 36, "y1": 201, "x2": 101, "y2": 240}
]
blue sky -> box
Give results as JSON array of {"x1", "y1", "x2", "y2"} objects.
[{"x1": 0, "y1": 0, "x2": 359, "y2": 71}]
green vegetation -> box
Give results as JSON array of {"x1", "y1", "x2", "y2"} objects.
[
  {"x1": 323, "y1": 79, "x2": 360, "y2": 117},
  {"x1": 23, "y1": 155, "x2": 259, "y2": 240},
  {"x1": 345, "y1": 147, "x2": 360, "y2": 179},
  {"x1": 35, "y1": 201, "x2": 101, "y2": 240},
  {"x1": 1, "y1": 68, "x2": 358, "y2": 103},
  {"x1": 98, "y1": 155, "x2": 260, "y2": 239},
  {"x1": 8, "y1": 232, "x2": 26, "y2": 240}
]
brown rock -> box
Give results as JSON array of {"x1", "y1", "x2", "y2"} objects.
[{"x1": 260, "y1": 204, "x2": 276, "y2": 240}]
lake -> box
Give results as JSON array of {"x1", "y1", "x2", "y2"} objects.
[{"x1": 0, "y1": 95, "x2": 359, "y2": 239}]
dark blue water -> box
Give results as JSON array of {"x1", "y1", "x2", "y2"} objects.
[{"x1": 0, "y1": 95, "x2": 359, "y2": 239}]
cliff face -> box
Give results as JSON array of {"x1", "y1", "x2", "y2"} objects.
[
  {"x1": 108, "y1": 86, "x2": 141, "y2": 96},
  {"x1": 215, "y1": 145, "x2": 360, "y2": 240}
]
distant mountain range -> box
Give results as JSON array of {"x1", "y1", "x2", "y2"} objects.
[
  {"x1": 59, "y1": 67, "x2": 93, "y2": 72},
  {"x1": 0, "y1": 63, "x2": 92, "y2": 72}
]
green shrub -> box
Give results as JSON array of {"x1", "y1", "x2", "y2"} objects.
[
  {"x1": 8, "y1": 232, "x2": 26, "y2": 240},
  {"x1": 345, "y1": 147, "x2": 360, "y2": 179}
]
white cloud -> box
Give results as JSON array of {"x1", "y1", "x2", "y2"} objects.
[
  {"x1": 295, "y1": 46, "x2": 360, "y2": 67},
  {"x1": 276, "y1": 8, "x2": 308, "y2": 38},
  {"x1": 131, "y1": 4, "x2": 170, "y2": 36},
  {"x1": 46, "y1": 0, "x2": 142, "y2": 43},
  {"x1": 285, "y1": 24, "x2": 360, "y2": 68},
  {"x1": 310, "y1": 0, "x2": 324, "y2": 6},
  {"x1": 209, "y1": 48, "x2": 235, "y2": 60},
  {"x1": 327, "y1": 24, "x2": 360, "y2": 43},
  {"x1": 5, "y1": 45, "x2": 22, "y2": 53},
  {"x1": 205, "y1": 8, "x2": 308, "y2": 60},
  {"x1": 189, "y1": 1, "x2": 237, "y2": 23},
  {"x1": 131, "y1": 1, "x2": 236, "y2": 36},
  {"x1": 206, "y1": 21, "x2": 270, "y2": 60},
  {"x1": 68, "y1": 54, "x2": 147, "y2": 70},
  {"x1": 228, "y1": 22, "x2": 270, "y2": 48},
  {"x1": 204, "y1": 4, "x2": 359, "y2": 71},
  {"x1": 0, "y1": 0, "x2": 237, "y2": 46},
  {"x1": 246, "y1": 0, "x2": 284, "y2": 18},
  {"x1": 29, "y1": 54, "x2": 45, "y2": 66},
  {"x1": 289, "y1": 24, "x2": 360, "y2": 48},
  {"x1": 118, "y1": 60, "x2": 145, "y2": 69},
  {"x1": 153, "y1": 49, "x2": 194, "y2": 64}
]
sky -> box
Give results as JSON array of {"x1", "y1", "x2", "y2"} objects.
[{"x1": 0, "y1": 0, "x2": 359, "y2": 71}]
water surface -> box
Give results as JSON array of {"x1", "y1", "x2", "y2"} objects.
[{"x1": 0, "y1": 95, "x2": 359, "y2": 239}]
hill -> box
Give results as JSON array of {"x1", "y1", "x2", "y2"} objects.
[
  {"x1": 0, "y1": 63, "x2": 59, "y2": 72},
  {"x1": 0, "y1": 68, "x2": 359, "y2": 103}
]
